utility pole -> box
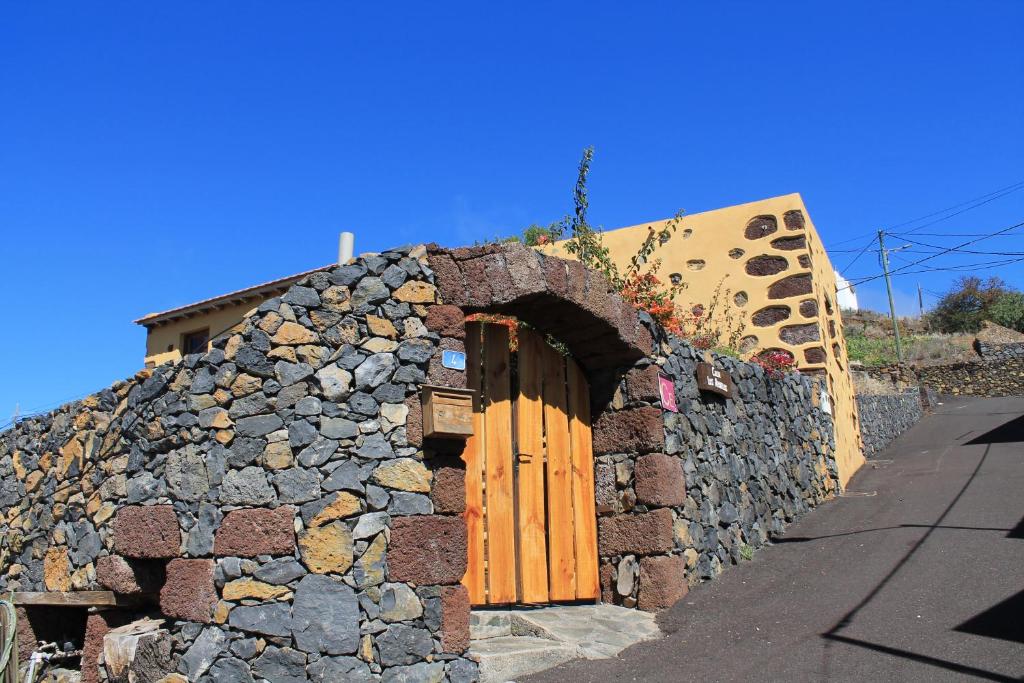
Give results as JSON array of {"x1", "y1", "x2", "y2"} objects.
[{"x1": 878, "y1": 230, "x2": 903, "y2": 363}]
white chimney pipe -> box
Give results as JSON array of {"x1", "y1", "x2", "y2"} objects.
[{"x1": 338, "y1": 232, "x2": 355, "y2": 264}]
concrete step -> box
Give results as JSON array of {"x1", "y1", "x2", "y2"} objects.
[
  {"x1": 469, "y1": 604, "x2": 663, "y2": 681},
  {"x1": 469, "y1": 610, "x2": 513, "y2": 640},
  {"x1": 470, "y1": 635, "x2": 577, "y2": 683}
]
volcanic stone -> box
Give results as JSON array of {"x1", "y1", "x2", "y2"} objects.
[
  {"x1": 634, "y1": 454, "x2": 687, "y2": 507},
  {"x1": 113, "y1": 505, "x2": 180, "y2": 559},
  {"x1": 638, "y1": 554, "x2": 688, "y2": 611},
  {"x1": 292, "y1": 574, "x2": 360, "y2": 655},
  {"x1": 161, "y1": 559, "x2": 217, "y2": 623},
  {"x1": 388, "y1": 515, "x2": 467, "y2": 585},
  {"x1": 214, "y1": 506, "x2": 295, "y2": 557},
  {"x1": 597, "y1": 508, "x2": 675, "y2": 557},
  {"x1": 298, "y1": 521, "x2": 354, "y2": 574}
]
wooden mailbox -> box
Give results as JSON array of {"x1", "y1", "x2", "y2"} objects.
[{"x1": 421, "y1": 385, "x2": 476, "y2": 439}]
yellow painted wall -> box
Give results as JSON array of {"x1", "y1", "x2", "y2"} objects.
[
  {"x1": 143, "y1": 300, "x2": 261, "y2": 367},
  {"x1": 544, "y1": 193, "x2": 864, "y2": 487}
]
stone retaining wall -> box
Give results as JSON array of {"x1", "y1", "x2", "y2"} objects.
[
  {"x1": 855, "y1": 391, "x2": 923, "y2": 456},
  {"x1": 2, "y1": 245, "x2": 477, "y2": 683},
  {"x1": 1, "y1": 241, "x2": 841, "y2": 683},
  {"x1": 592, "y1": 334, "x2": 838, "y2": 609},
  {"x1": 974, "y1": 339, "x2": 1024, "y2": 363},
  {"x1": 916, "y1": 357, "x2": 1024, "y2": 397}
]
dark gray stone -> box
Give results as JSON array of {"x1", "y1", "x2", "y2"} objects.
[
  {"x1": 227, "y1": 437, "x2": 265, "y2": 468},
  {"x1": 377, "y1": 624, "x2": 434, "y2": 666},
  {"x1": 397, "y1": 339, "x2": 434, "y2": 364},
  {"x1": 208, "y1": 657, "x2": 254, "y2": 683},
  {"x1": 229, "y1": 603, "x2": 293, "y2": 637},
  {"x1": 357, "y1": 434, "x2": 394, "y2": 459},
  {"x1": 289, "y1": 420, "x2": 318, "y2": 448},
  {"x1": 297, "y1": 438, "x2": 338, "y2": 467},
  {"x1": 252, "y1": 646, "x2": 307, "y2": 683},
  {"x1": 236, "y1": 414, "x2": 284, "y2": 437},
  {"x1": 321, "y1": 417, "x2": 358, "y2": 440},
  {"x1": 180, "y1": 626, "x2": 225, "y2": 680},
  {"x1": 282, "y1": 286, "x2": 321, "y2": 308},
  {"x1": 355, "y1": 354, "x2": 398, "y2": 389},
  {"x1": 254, "y1": 557, "x2": 306, "y2": 585},
  {"x1": 292, "y1": 574, "x2": 361, "y2": 655},
  {"x1": 220, "y1": 466, "x2": 276, "y2": 506},
  {"x1": 276, "y1": 361, "x2": 315, "y2": 387},
  {"x1": 273, "y1": 467, "x2": 320, "y2": 504},
  {"x1": 351, "y1": 277, "x2": 390, "y2": 309},
  {"x1": 308, "y1": 656, "x2": 374, "y2": 683}
]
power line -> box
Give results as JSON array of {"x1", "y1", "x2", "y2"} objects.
[
  {"x1": 888, "y1": 235, "x2": 1024, "y2": 257},
  {"x1": 826, "y1": 178, "x2": 1024, "y2": 248},
  {"x1": 837, "y1": 236, "x2": 876, "y2": 273},
  {"x1": 839, "y1": 217, "x2": 1024, "y2": 291},
  {"x1": 890, "y1": 180, "x2": 1024, "y2": 233}
]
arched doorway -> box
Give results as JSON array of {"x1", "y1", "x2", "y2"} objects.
[{"x1": 461, "y1": 320, "x2": 599, "y2": 605}]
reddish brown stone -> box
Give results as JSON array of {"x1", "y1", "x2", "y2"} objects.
[
  {"x1": 214, "y1": 506, "x2": 295, "y2": 557},
  {"x1": 597, "y1": 508, "x2": 674, "y2": 557},
  {"x1": 430, "y1": 467, "x2": 466, "y2": 514},
  {"x1": 624, "y1": 365, "x2": 660, "y2": 404},
  {"x1": 728, "y1": 248, "x2": 745, "y2": 259},
  {"x1": 634, "y1": 454, "x2": 686, "y2": 507},
  {"x1": 389, "y1": 515, "x2": 467, "y2": 585},
  {"x1": 780, "y1": 323, "x2": 820, "y2": 345},
  {"x1": 638, "y1": 555, "x2": 688, "y2": 611},
  {"x1": 829, "y1": 320, "x2": 837, "y2": 338},
  {"x1": 751, "y1": 306, "x2": 791, "y2": 327},
  {"x1": 798, "y1": 254, "x2": 812, "y2": 268},
  {"x1": 160, "y1": 559, "x2": 217, "y2": 623},
  {"x1": 82, "y1": 611, "x2": 134, "y2": 683},
  {"x1": 745, "y1": 255, "x2": 789, "y2": 277},
  {"x1": 833, "y1": 342, "x2": 842, "y2": 358},
  {"x1": 425, "y1": 249, "x2": 467, "y2": 307},
  {"x1": 440, "y1": 584, "x2": 471, "y2": 653},
  {"x1": 783, "y1": 209, "x2": 805, "y2": 230},
  {"x1": 424, "y1": 305, "x2": 466, "y2": 339},
  {"x1": 799, "y1": 299, "x2": 818, "y2": 317},
  {"x1": 502, "y1": 244, "x2": 548, "y2": 300},
  {"x1": 804, "y1": 347, "x2": 827, "y2": 364},
  {"x1": 767, "y1": 274, "x2": 813, "y2": 299},
  {"x1": 592, "y1": 406, "x2": 665, "y2": 455},
  {"x1": 96, "y1": 555, "x2": 164, "y2": 594},
  {"x1": 427, "y1": 337, "x2": 468, "y2": 388},
  {"x1": 770, "y1": 235, "x2": 807, "y2": 251},
  {"x1": 744, "y1": 215, "x2": 778, "y2": 240},
  {"x1": 461, "y1": 256, "x2": 491, "y2": 308},
  {"x1": 599, "y1": 562, "x2": 615, "y2": 604},
  {"x1": 405, "y1": 393, "x2": 423, "y2": 447},
  {"x1": 113, "y1": 505, "x2": 181, "y2": 559}
]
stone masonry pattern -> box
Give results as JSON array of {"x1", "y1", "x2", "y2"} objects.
[
  {"x1": 1, "y1": 245, "x2": 477, "y2": 683},
  {"x1": 0, "y1": 240, "x2": 842, "y2": 682}
]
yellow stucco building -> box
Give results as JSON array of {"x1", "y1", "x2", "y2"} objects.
[{"x1": 544, "y1": 193, "x2": 864, "y2": 487}]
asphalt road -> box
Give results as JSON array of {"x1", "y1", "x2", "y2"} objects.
[{"x1": 525, "y1": 395, "x2": 1024, "y2": 682}]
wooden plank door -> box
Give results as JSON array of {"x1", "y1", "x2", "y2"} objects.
[{"x1": 462, "y1": 322, "x2": 598, "y2": 605}]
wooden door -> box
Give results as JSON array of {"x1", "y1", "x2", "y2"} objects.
[{"x1": 461, "y1": 322, "x2": 599, "y2": 605}]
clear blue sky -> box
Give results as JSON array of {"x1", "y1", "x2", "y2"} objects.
[{"x1": 2, "y1": 2, "x2": 1023, "y2": 418}]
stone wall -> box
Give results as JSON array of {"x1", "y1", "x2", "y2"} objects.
[
  {"x1": 591, "y1": 334, "x2": 838, "y2": 610},
  {"x1": 974, "y1": 339, "x2": 1024, "y2": 363},
  {"x1": 1, "y1": 245, "x2": 477, "y2": 683},
  {"x1": 1, "y1": 241, "x2": 842, "y2": 682},
  {"x1": 916, "y1": 357, "x2": 1024, "y2": 397},
  {"x1": 855, "y1": 391, "x2": 923, "y2": 456}
]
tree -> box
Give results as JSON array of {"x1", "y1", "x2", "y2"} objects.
[
  {"x1": 928, "y1": 276, "x2": 1016, "y2": 333},
  {"x1": 988, "y1": 291, "x2": 1024, "y2": 332}
]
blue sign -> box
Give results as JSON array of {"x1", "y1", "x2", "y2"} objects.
[{"x1": 442, "y1": 350, "x2": 467, "y2": 371}]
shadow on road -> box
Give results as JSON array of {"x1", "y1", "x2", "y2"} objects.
[
  {"x1": 966, "y1": 414, "x2": 1024, "y2": 444},
  {"x1": 955, "y1": 589, "x2": 1024, "y2": 645}
]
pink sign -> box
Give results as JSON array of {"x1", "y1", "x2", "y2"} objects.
[{"x1": 659, "y1": 374, "x2": 678, "y2": 412}]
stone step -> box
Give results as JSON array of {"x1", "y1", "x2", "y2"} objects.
[
  {"x1": 470, "y1": 635, "x2": 578, "y2": 683},
  {"x1": 469, "y1": 610, "x2": 513, "y2": 640},
  {"x1": 469, "y1": 604, "x2": 663, "y2": 681}
]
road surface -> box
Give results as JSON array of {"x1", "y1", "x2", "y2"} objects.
[{"x1": 525, "y1": 395, "x2": 1024, "y2": 682}]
